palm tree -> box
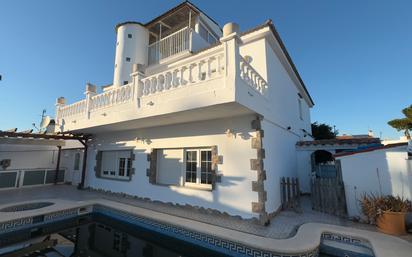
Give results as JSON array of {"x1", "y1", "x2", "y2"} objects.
[{"x1": 388, "y1": 104, "x2": 412, "y2": 139}]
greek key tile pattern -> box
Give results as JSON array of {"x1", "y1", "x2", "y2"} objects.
[
  {"x1": 93, "y1": 205, "x2": 318, "y2": 257},
  {"x1": 321, "y1": 232, "x2": 372, "y2": 249},
  {"x1": 43, "y1": 208, "x2": 79, "y2": 221},
  {"x1": 320, "y1": 233, "x2": 374, "y2": 257},
  {"x1": 0, "y1": 217, "x2": 33, "y2": 233},
  {"x1": 0, "y1": 207, "x2": 80, "y2": 234}
]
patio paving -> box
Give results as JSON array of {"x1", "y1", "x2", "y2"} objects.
[{"x1": 0, "y1": 184, "x2": 411, "y2": 242}]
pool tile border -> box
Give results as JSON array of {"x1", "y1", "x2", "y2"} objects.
[
  {"x1": 0, "y1": 206, "x2": 90, "y2": 234},
  {"x1": 0, "y1": 199, "x2": 411, "y2": 257},
  {"x1": 93, "y1": 204, "x2": 318, "y2": 257}
]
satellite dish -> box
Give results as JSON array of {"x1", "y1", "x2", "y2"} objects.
[{"x1": 39, "y1": 115, "x2": 51, "y2": 130}]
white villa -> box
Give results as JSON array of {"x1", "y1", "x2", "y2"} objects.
[{"x1": 53, "y1": 1, "x2": 314, "y2": 224}]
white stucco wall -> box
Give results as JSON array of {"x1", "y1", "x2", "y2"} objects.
[
  {"x1": 85, "y1": 115, "x2": 259, "y2": 218},
  {"x1": 113, "y1": 23, "x2": 149, "y2": 87},
  {"x1": 239, "y1": 37, "x2": 312, "y2": 137},
  {"x1": 0, "y1": 144, "x2": 58, "y2": 171},
  {"x1": 239, "y1": 36, "x2": 313, "y2": 202},
  {"x1": 61, "y1": 148, "x2": 84, "y2": 185},
  {"x1": 262, "y1": 119, "x2": 301, "y2": 214},
  {"x1": 336, "y1": 145, "x2": 412, "y2": 218}
]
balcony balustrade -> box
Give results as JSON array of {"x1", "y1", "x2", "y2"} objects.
[{"x1": 56, "y1": 35, "x2": 268, "y2": 131}]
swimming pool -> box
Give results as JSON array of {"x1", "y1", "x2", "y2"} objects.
[
  {"x1": 0, "y1": 203, "x2": 377, "y2": 257},
  {"x1": 0, "y1": 214, "x2": 229, "y2": 257},
  {"x1": 0, "y1": 212, "x2": 375, "y2": 257}
]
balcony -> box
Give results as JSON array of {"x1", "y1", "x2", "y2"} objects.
[
  {"x1": 55, "y1": 33, "x2": 268, "y2": 133},
  {"x1": 148, "y1": 26, "x2": 191, "y2": 65}
]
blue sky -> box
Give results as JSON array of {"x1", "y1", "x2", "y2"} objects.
[{"x1": 0, "y1": 0, "x2": 411, "y2": 139}]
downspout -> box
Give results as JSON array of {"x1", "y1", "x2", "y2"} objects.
[{"x1": 54, "y1": 146, "x2": 62, "y2": 184}]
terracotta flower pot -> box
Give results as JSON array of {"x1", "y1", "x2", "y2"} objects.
[{"x1": 376, "y1": 211, "x2": 407, "y2": 235}]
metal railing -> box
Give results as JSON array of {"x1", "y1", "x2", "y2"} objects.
[{"x1": 148, "y1": 26, "x2": 191, "y2": 65}]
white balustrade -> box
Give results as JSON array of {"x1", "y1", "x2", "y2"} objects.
[
  {"x1": 54, "y1": 40, "x2": 270, "y2": 124},
  {"x1": 140, "y1": 47, "x2": 225, "y2": 97},
  {"x1": 58, "y1": 99, "x2": 86, "y2": 118},
  {"x1": 239, "y1": 56, "x2": 268, "y2": 95},
  {"x1": 89, "y1": 83, "x2": 133, "y2": 112},
  {"x1": 148, "y1": 26, "x2": 191, "y2": 65}
]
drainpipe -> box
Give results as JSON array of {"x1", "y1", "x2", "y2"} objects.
[
  {"x1": 78, "y1": 139, "x2": 89, "y2": 189},
  {"x1": 54, "y1": 146, "x2": 62, "y2": 184}
]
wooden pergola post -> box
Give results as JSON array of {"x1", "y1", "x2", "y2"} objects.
[
  {"x1": 78, "y1": 138, "x2": 89, "y2": 189},
  {"x1": 54, "y1": 145, "x2": 62, "y2": 184}
]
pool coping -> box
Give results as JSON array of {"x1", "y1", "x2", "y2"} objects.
[{"x1": 0, "y1": 198, "x2": 411, "y2": 257}]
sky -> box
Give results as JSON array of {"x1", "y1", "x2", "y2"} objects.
[{"x1": 0, "y1": 0, "x2": 411, "y2": 139}]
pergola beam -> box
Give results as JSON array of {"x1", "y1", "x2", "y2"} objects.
[
  {"x1": 0, "y1": 131, "x2": 90, "y2": 141},
  {"x1": 0, "y1": 131, "x2": 91, "y2": 189}
]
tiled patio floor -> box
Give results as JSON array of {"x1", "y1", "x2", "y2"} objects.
[{"x1": 1, "y1": 185, "x2": 411, "y2": 242}]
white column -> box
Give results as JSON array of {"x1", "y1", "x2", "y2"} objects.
[
  {"x1": 84, "y1": 83, "x2": 97, "y2": 119},
  {"x1": 55, "y1": 97, "x2": 66, "y2": 124},
  {"x1": 131, "y1": 63, "x2": 146, "y2": 98},
  {"x1": 220, "y1": 22, "x2": 241, "y2": 90}
]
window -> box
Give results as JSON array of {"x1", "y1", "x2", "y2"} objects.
[
  {"x1": 185, "y1": 149, "x2": 213, "y2": 187},
  {"x1": 154, "y1": 148, "x2": 214, "y2": 189},
  {"x1": 199, "y1": 24, "x2": 208, "y2": 42},
  {"x1": 126, "y1": 57, "x2": 131, "y2": 62},
  {"x1": 198, "y1": 23, "x2": 218, "y2": 45},
  {"x1": 123, "y1": 80, "x2": 128, "y2": 85},
  {"x1": 200, "y1": 150, "x2": 212, "y2": 184},
  {"x1": 73, "y1": 152, "x2": 81, "y2": 171},
  {"x1": 185, "y1": 150, "x2": 197, "y2": 183},
  {"x1": 118, "y1": 157, "x2": 132, "y2": 177},
  {"x1": 99, "y1": 150, "x2": 133, "y2": 180},
  {"x1": 128, "y1": 33, "x2": 132, "y2": 38},
  {"x1": 298, "y1": 98, "x2": 303, "y2": 120}
]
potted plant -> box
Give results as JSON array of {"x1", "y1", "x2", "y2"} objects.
[{"x1": 360, "y1": 194, "x2": 411, "y2": 235}]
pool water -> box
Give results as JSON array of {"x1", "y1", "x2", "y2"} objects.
[
  {"x1": 0, "y1": 212, "x2": 374, "y2": 257},
  {"x1": 0, "y1": 214, "x2": 227, "y2": 257}
]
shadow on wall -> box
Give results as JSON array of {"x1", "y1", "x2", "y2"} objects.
[
  {"x1": 155, "y1": 150, "x2": 249, "y2": 215},
  {"x1": 93, "y1": 115, "x2": 256, "y2": 143},
  {"x1": 342, "y1": 147, "x2": 412, "y2": 218},
  {"x1": 86, "y1": 147, "x2": 252, "y2": 218}
]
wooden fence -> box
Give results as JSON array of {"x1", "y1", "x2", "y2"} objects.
[
  {"x1": 311, "y1": 178, "x2": 347, "y2": 216},
  {"x1": 280, "y1": 177, "x2": 301, "y2": 211}
]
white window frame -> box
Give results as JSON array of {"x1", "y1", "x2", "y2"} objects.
[
  {"x1": 183, "y1": 148, "x2": 213, "y2": 190},
  {"x1": 101, "y1": 150, "x2": 132, "y2": 180}
]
